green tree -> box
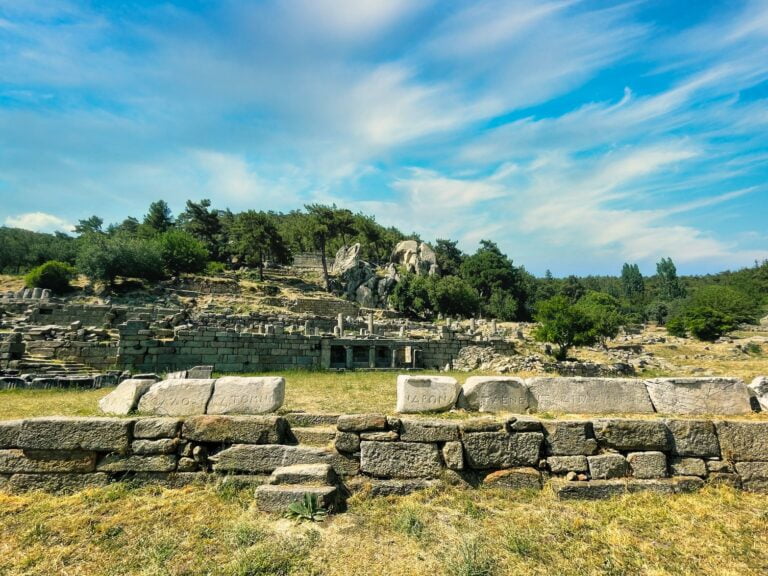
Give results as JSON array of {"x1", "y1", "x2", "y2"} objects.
[
  {"x1": 228, "y1": 211, "x2": 291, "y2": 280},
  {"x1": 687, "y1": 285, "x2": 758, "y2": 324},
  {"x1": 620, "y1": 263, "x2": 645, "y2": 301},
  {"x1": 143, "y1": 200, "x2": 174, "y2": 234},
  {"x1": 77, "y1": 234, "x2": 164, "y2": 286},
  {"x1": 389, "y1": 273, "x2": 434, "y2": 318},
  {"x1": 434, "y1": 238, "x2": 464, "y2": 277},
  {"x1": 158, "y1": 230, "x2": 208, "y2": 276},
  {"x1": 304, "y1": 204, "x2": 356, "y2": 291},
  {"x1": 576, "y1": 291, "x2": 624, "y2": 346},
  {"x1": 430, "y1": 275, "x2": 479, "y2": 317},
  {"x1": 560, "y1": 275, "x2": 586, "y2": 302},
  {"x1": 656, "y1": 257, "x2": 686, "y2": 300},
  {"x1": 178, "y1": 199, "x2": 224, "y2": 261},
  {"x1": 24, "y1": 261, "x2": 77, "y2": 293},
  {"x1": 534, "y1": 295, "x2": 597, "y2": 360},
  {"x1": 74, "y1": 215, "x2": 104, "y2": 236}
]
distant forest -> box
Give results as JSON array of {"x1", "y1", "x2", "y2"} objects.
[{"x1": 1, "y1": 199, "x2": 766, "y2": 330}]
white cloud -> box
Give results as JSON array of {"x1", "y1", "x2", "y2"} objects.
[{"x1": 4, "y1": 212, "x2": 74, "y2": 233}]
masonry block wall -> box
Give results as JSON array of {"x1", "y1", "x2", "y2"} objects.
[{"x1": 1, "y1": 414, "x2": 766, "y2": 497}]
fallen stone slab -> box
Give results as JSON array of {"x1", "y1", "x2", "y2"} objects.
[
  {"x1": 716, "y1": 421, "x2": 768, "y2": 461},
  {"x1": 646, "y1": 378, "x2": 752, "y2": 415},
  {"x1": 527, "y1": 377, "x2": 654, "y2": 414},
  {"x1": 457, "y1": 376, "x2": 530, "y2": 413},
  {"x1": 18, "y1": 417, "x2": 132, "y2": 453},
  {"x1": 396, "y1": 375, "x2": 460, "y2": 413},
  {"x1": 206, "y1": 376, "x2": 284, "y2": 415},
  {"x1": 255, "y1": 484, "x2": 338, "y2": 513},
  {"x1": 98, "y1": 379, "x2": 156, "y2": 415},
  {"x1": 462, "y1": 431, "x2": 543, "y2": 469},
  {"x1": 181, "y1": 415, "x2": 289, "y2": 445},
  {"x1": 137, "y1": 379, "x2": 215, "y2": 416},
  {"x1": 360, "y1": 441, "x2": 442, "y2": 478}
]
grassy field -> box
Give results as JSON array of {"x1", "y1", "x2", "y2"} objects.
[{"x1": 0, "y1": 481, "x2": 767, "y2": 576}]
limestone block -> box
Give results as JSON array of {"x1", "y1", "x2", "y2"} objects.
[
  {"x1": 457, "y1": 377, "x2": 530, "y2": 413},
  {"x1": 0, "y1": 449, "x2": 96, "y2": 473},
  {"x1": 398, "y1": 420, "x2": 459, "y2": 442},
  {"x1": 131, "y1": 439, "x2": 178, "y2": 455},
  {"x1": 337, "y1": 414, "x2": 387, "y2": 432},
  {"x1": 748, "y1": 376, "x2": 768, "y2": 411},
  {"x1": 670, "y1": 458, "x2": 707, "y2": 477},
  {"x1": 334, "y1": 431, "x2": 361, "y2": 453},
  {"x1": 18, "y1": 417, "x2": 132, "y2": 453},
  {"x1": 664, "y1": 419, "x2": 720, "y2": 457},
  {"x1": 462, "y1": 432, "x2": 543, "y2": 469},
  {"x1": 206, "y1": 376, "x2": 284, "y2": 415},
  {"x1": 527, "y1": 377, "x2": 654, "y2": 414},
  {"x1": 255, "y1": 485, "x2": 337, "y2": 513},
  {"x1": 396, "y1": 375, "x2": 460, "y2": 413},
  {"x1": 716, "y1": 421, "x2": 768, "y2": 461},
  {"x1": 542, "y1": 421, "x2": 598, "y2": 456},
  {"x1": 182, "y1": 415, "x2": 289, "y2": 445},
  {"x1": 212, "y1": 444, "x2": 355, "y2": 476},
  {"x1": 98, "y1": 379, "x2": 156, "y2": 415},
  {"x1": 645, "y1": 378, "x2": 752, "y2": 415},
  {"x1": 0, "y1": 420, "x2": 22, "y2": 448},
  {"x1": 8, "y1": 473, "x2": 110, "y2": 493},
  {"x1": 96, "y1": 454, "x2": 177, "y2": 473},
  {"x1": 734, "y1": 462, "x2": 768, "y2": 492},
  {"x1": 270, "y1": 463, "x2": 337, "y2": 485},
  {"x1": 552, "y1": 479, "x2": 627, "y2": 500},
  {"x1": 442, "y1": 441, "x2": 464, "y2": 470},
  {"x1": 483, "y1": 467, "x2": 542, "y2": 490},
  {"x1": 588, "y1": 454, "x2": 628, "y2": 479},
  {"x1": 137, "y1": 379, "x2": 215, "y2": 416},
  {"x1": 592, "y1": 419, "x2": 670, "y2": 451},
  {"x1": 627, "y1": 451, "x2": 667, "y2": 479},
  {"x1": 133, "y1": 418, "x2": 181, "y2": 439},
  {"x1": 547, "y1": 455, "x2": 589, "y2": 474},
  {"x1": 359, "y1": 441, "x2": 442, "y2": 478}
]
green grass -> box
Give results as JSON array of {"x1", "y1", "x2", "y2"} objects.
[{"x1": 1, "y1": 482, "x2": 767, "y2": 575}]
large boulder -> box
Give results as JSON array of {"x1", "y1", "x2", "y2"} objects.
[
  {"x1": 391, "y1": 241, "x2": 439, "y2": 276},
  {"x1": 458, "y1": 376, "x2": 530, "y2": 413},
  {"x1": 331, "y1": 243, "x2": 361, "y2": 276},
  {"x1": 396, "y1": 375, "x2": 460, "y2": 413},
  {"x1": 137, "y1": 379, "x2": 215, "y2": 416},
  {"x1": 527, "y1": 377, "x2": 654, "y2": 414},
  {"x1": 98, "y1": 379, "x2": 156, "y2": 415},
  {"x1": 206, "y1": 376, "x2": 284, "y2": 415},
  {"x1": 645, "y1": 378, "x2": 752, "y2": 415}
]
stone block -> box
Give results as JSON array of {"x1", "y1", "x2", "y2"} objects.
[
  {"x1": 8, "y1": 473, "x2": 110, "y2": 493},
  {"x1": 461, "y1": 418, "x2": 503, "y2": 433},
  {"x1": 527, "y1": 377, "x2": 654, "y2": 414},
  {"x1": 206, "y1": 376, "x2": 284, "y2": 415},
  {"x1": 182, "y1": 415, "x2": 289, "y2": 445},
  {"x1": 133, "y1": 418, "x2": 181, "y2": 439},
  {"x1": 542, "y1": 421, "x2": 598, "y2": 456},
  {"x1": 708, "y1": 472, "x2": 742, "y2": 489},
  {"x1": 506, "y1": 418, "x2": 543, "y2": 432},
  {"x1": 0, "y1": 420, "x2": 22, "y2": 448},
  {"x1": 0, "y1": 449, "x2": 96, "y2": 473},
  {"x1": 664, "y1": 420, "x2": 720, "y2": 457},
  {"x1": 270, "y1": 463, "x2": 337, "y2": 485},
  {"x1": 716, "y1": 421, "x2": 768, "y2": 461},
  {"x1": 98, "y1": 379, "x2": 156, "y2": 415},
  {"x1": 457, "y1": 377, "x2": 529, "y2": 413},
  {"x1": 627, "y1": 451, "x2": 667, "y2": 479},
  {"x1": 483, "y1": 467, "x2": 542, "y2": 490},
  {"x1": 212, "y1": 445, "x2": 354, "y2": 476},
  {"x1": 255, "y1": 485, "x2": 338, "y2": 513},
  {"x1": 131, "y1": 439, "x2": 178, "y2": 455},
  {"x1": 285, "y1": 413, "x2": 340, "y2": 427},
  {"x1": 359, "y1": 441, "x2": 442, "y2": 478},
  {"x1": 398, "y1": 420, "x2": 459, "y2": 442},
  {"x1": 626, "y1": 479, "x2": 676, "y2": 494},
  {"x1": 547, "y1": 455, "x2": 589, "y2": 474},
  {"x1": 396, "y1": 375, "x2": 460, "y2": 413},
  {"x1": 349, "y1": 478, "x2": 440, "y2": 497},
  {"x1": 137, "y1": 379, "x2": 215, "y2": 416},
  {"x1": 748, "y1": 376, "x2": 768, "y2": 411},
  {"x1": 674, "y1": 476, "x2": 706, "y2": 492},
  {"x1": 552, "y1": 479, "x2": 627, "y2": 500},
  {"x1": 592, "y1": 419, "x2": 670, "y2": 451},
  {"x1": 18, "y1": 418, "x2": 132, "y2": 453},
  {"x1": 670, "y1": 457, "x2": 707, "y2": 477},
  {"x1": 588, "y1": 454, "x2": 628, "y2": 479},
  {"x1": 336, "y1": 414, "x2": 387, "y2": 432},
  {"x1": 734, "y1": 462, "x2": 768, "y2": 492},
  {"x1": 646, "y1": 378, "x2": 752, "y2": 415},
  {"x1": 442, "y1": 441, "x2": 464, "y2": 470},
  {"x1": 462, "y1": 432, "x2": 543, "y2": 469},
  {"x1": 97, "y1": 454, "x2": 177, "y2": 472},
  {"x1": 292, "y1": 427, "x2": 336, "y2": 446},
  {"x1": 334, "y1": 431, "x2": 361, "y2": 453}
]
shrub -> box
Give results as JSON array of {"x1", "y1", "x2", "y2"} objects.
[
  {"x1": 24, "y1": 260, "x2": 76, "y2": 293},
  {"x1": 576, "y1": 291, "x2": 625, "y2": 345},
  {"x1": 665, "y1": 316, "x2": 687, "y2": 337},
  {"x1": 158, "y1": 230, "x2": 209, "y2": 276},
  {"x1": 77, "y1": 234, "x2": 165, "y2": 286},
  {"x1": 685, "y1": 306, "x2": 736, "y2": 341},
  {"x1": 534, "y1": 295, "x2": 597, "y2": 360}
]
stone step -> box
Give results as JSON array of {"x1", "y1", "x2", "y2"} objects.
[
  {"x1": 269, "y1": 463, "x2": 337, "y2": 486},
  {"x1": 255, "y1": 484, "x2": 338, "y2": 513},
  {"x1": 291, "y1": 426, "x2": 336, "y2": 447}
]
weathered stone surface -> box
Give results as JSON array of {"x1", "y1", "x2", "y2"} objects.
[
  {"x1": 592, "y1": 419, "x2": 670, "y2": 451},
  {"x1": 137, "y1": 379, "x2": 215, "y2": 416},
  {"x1": 626, "y1": 479, "x2": 676, "y2": 494},
  {"x1": 458, "y1": 377, "x2": 529, "y2": 413},
  {"x1": 716, "y1": 421, "x2": 768, "y2": 461},
  {"x1": 734, "y1": 462, "x2": 768, "y2": 492},
  {"x1": 506, "y1": 418, "x2": 542, "y2": 432},
  {"x1": 646, "y1": 378, "x2": 752, "y2": 415},
  {"x1": 588, "y1": 454, "x2": 628, "y2": 479},
  {"x1": 255, "y1": 484, "x2": 337, "y2": 513},
  {"x1": 547, "y1": 455, "x2": 589, "y2": 474},
  {"x1": 360, "y1": 441, "x2": 442, "y2": 478},
  {"x1": 542, "y1": 421, "x2": 598, "y2": 456},
  {"x1": 462, "y1": 432, "x2": 543, "y2": 469},
  {"x1": 285, "y1": 413, "x2": 340, "y2": 427},
  {"x1": 664, "y1": 420, "x2": 720, "y2": 457},
  {"x1": 706, "y1": 460, "x2": 732, "y2": 473},
  {"x1": 133, "y1": 418, "x2": 181, "y2": 439},
  {"x1": 748, "y1": 376, "x2": 768, "y2": 411},
  {"x1": 670, "y1": 457, "x2": 707, "y2": 477},
  {"x1": 527, "y1": 377, "x2": 654, "y2": 414},
  {"x1": 8, "y1": 472, "x2": 110, "y2": 493},
  {"x1": 0, "y1": 474, "x2": 8, "y2": 490},
  {"x1": 0, "y1": 420, "x2": 22, "y2": 448},
  {"x1": 97, "y1": 454, "x2": 177, "y2": 472},
  {"x1": 270, "y1": 463, "x2": 337, "y2": 485},
  {"x1": 18, "y1": 418, "x2": 132, "y2": 453},
  {"x1": 483, "y1": 467, "x2": 542, "y2": 490},
  {"x1": 673, "y1": 476, "x2": 706, "y2": 492},
  {"x1": 182, "y1": 415, "x2": 288, "y2": 445},
  {"x1": 337, "y1": 414, "x2": 387, "y2": 432},
  {"x1": 131, "y1": 439, "x2": 178, "y2": 455},
  {"x1": 442, "y1": 441, "x2": 464, "y2": 470},
  {"x1": 292, "y1": 427, "x2": 336, "y2": 446},
  {"x1": 552, "y1": 479, "x2": 626, "y2": 500},
  {"x1": 177, "y1": 457, "x2": 198, "y2": 472},
  {"x1": 98, "y1": 379, "x2": 155, "y2": 415},
  {"x1": 349, "y1": 477, "x2": 440, "y2": 497},
  {"x1": 396, "y1": 375, "x2": 460, "y2": 413},
  {"x1": 627, "y1": 451, "x2": 667, "y2": 479},
  {"x1": 398, "y1": 420, "x2": 459, "y2": 442},
  {"x1": 0, "y1": 449, "x2": 96, "y2": 473},
  {"x1": 708, "y1": 472, "x2": 742, "y2": 489},
  {"x1": 212, "y1": 445, "x2": 354, "y2": 476},
  {"x1": 360, "y1": 431, "x2": 399, "y2": 442},
  {"x1": 334, "y1": 431, "x2": 361, "y2": 453},
  {"x1": 461, "y1": 418, "x2": 503, "y2": 433},
  {"x1": 206, "y1": 376, "x2": 284, "y2": 415}
]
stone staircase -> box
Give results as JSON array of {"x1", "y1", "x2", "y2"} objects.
[{"x1": 255, "y1": 463, "x2": 344, "y2": 513}]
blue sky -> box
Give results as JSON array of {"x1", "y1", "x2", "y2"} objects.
[{"x1": 1, "y1": 0, "x2": 767, "y2": 276}]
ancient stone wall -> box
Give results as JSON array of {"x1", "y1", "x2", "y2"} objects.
[
  {"x1": 23, "y1": 303, "x2": 181, "y2": 327},
  {"x1": 1, "y1": 414, "x2": 766, "y2": 498}
]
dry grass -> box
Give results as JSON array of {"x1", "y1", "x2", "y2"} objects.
[{"x1": 0, "y1": 482, "x2": 767, "y2": 575}]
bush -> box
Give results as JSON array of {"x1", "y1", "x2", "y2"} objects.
[
  {"x1": 666, "y1": 306, "x2": 737, "y2": 341},
  {"x1": 77, "y1": 234, "x2": 165, "y2": 286},
  {"x1": 24, "y1": 260, "x2": 76, "y2": 293},
  {"x1": 158, "y1": 230, "x2": 209, "y2": 276},
  {"x1": 534, "y1": 295, "x2": 597, "y2": 360},
  {"x1": 576, "y1": 291, "x2": 625, "y2": 345},
  {"x1": 430, "y1": 276, "x2": 480, "y2": 318},
  {"x1": 665, "y1": 316, "x2": 687, "y2": 337}
]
